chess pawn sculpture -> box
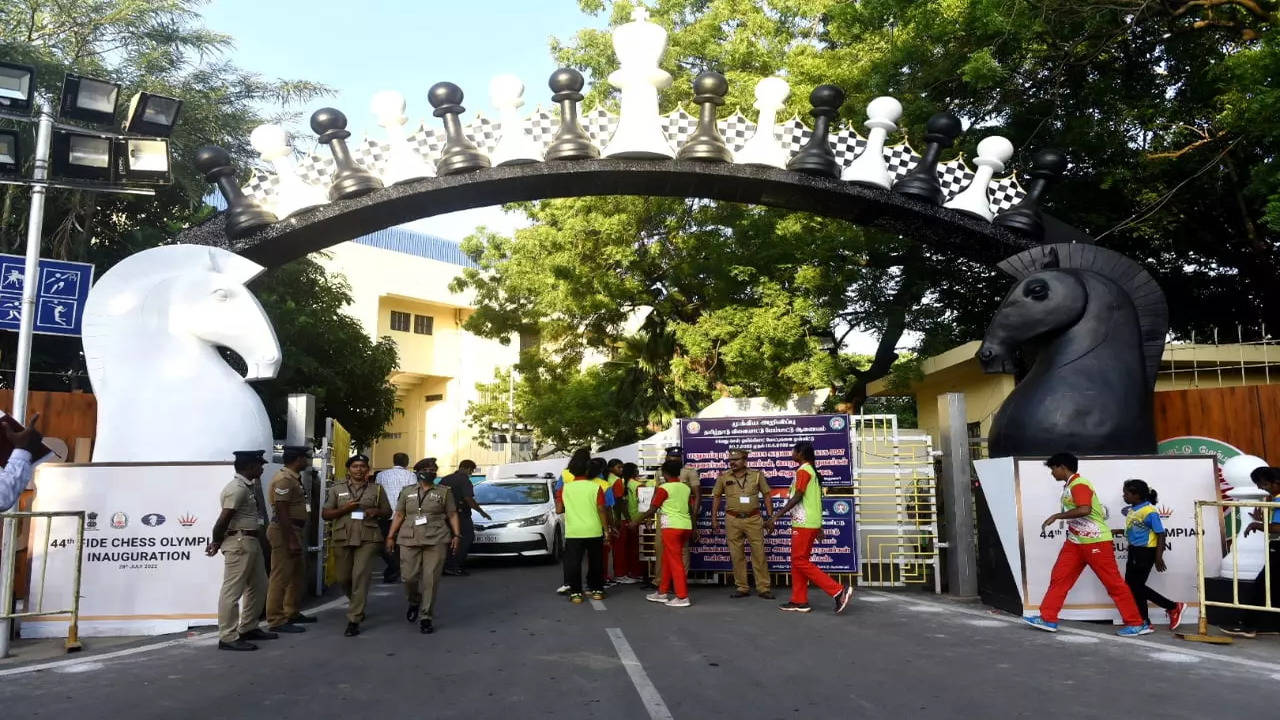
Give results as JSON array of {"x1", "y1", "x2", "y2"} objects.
[
  {"x1": 195, "y1": 145, "x2": 277, "y2": 239},
  {"x1": 489, "y1": 74, "x2": 543, "y2": 166},
  {"x1": 544, "y1": 68, "x2": 599, "y2": 161},
  {"x1": 786, "y1": 84, "x2": 846, "y2": 177},
  {"x1": 370, "y1": 90, "x2": 435, "y2": 184},
  {"x1": 842, "y1": 96, "x2": 902, "y2": 188},
  {"x1": 994, "y1": 148, "x2": 1067, "y2": 237},
  {"x1": 248, "y1": 124, "x2": 328, "y2": 218},
  {"x1": 676, "y1": 72, "x2": 732, "y2": 162},
  {"x1": 892, "y1": 111, "x2": 963, "y2": 204},
  {"x1": 428, "y1": 82, "x2": 491, "y2": 176},
  {"x1": 310, "y1": 107, "x2": 384, "y2": 200},
  {"x1": 602, "y1": 6, "x2": 675, "y2": 159},
  {"x1": 944, "y1": 135, "x2": 1014, "y2": 221},
  {"x1": 734, "y1": 76, "x2": 791, "y2": 168}
]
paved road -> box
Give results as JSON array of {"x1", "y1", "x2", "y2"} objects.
[{"x1": 2, "y1": 560, "x2": 1277, "y2": 719}]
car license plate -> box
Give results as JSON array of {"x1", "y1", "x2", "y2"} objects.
[{"x1": 474, "y1": 535, "x2": 497, "y2": 543}]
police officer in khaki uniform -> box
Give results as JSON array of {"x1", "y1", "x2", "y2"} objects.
[
  {"x1": 206, "y1": 450, "x2": 276, "y2": 651},
  {"x1": 653, "y1": 446, "x2": 700, "y2": 581},
  {"x1": 265, "y1": 445, "x2": 315, "y2": 633},
  {"x1": 385, "y1": 457, "x2": 460, "y2": 634},
  {"x1": 322, "y1": 453, "x2": 392, "y2": 637},
  {"x1": 710, "y1": 448, "x2": 775, "y2": 599}
]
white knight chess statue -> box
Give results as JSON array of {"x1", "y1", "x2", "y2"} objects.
[{"x1": 82, "y1": 245, "x2": 281, "y2": 462}]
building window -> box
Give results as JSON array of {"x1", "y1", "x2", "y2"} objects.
[
  {"x1": 389, "y1": 310, "x2": 410, "y2": 332},
  {"x1": 414, "y1": 314, "x2": 434, "y2": 335}
]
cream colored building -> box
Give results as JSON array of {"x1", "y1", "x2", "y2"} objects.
[
  {"x1": 315, "y1": 228, "x2": 520, "y2": 470},
  {"x1": 869, "y1": 339, "x2": 1280, "y2": 447}
]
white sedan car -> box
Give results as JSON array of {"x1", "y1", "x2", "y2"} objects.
[{"x1": 469, "y1": 474, "x2": 564, "y2": 561}]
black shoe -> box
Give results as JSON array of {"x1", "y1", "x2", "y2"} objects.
[
  {"x1": 218, "y1": 639, "x2": 258, "y2": 651},
  {"x1": 442, "y1": 569, "x2": 463, "y2": 576},
  {"x1": 407, "y1": 605, "x2": 420, "y2": 623},
  {"x1": 268, "y1": 623, "x2": 306, "y2": 633},
  {"x1": 420, "y1": 619, "x2": 433, "y2": 634},
  {"x1": 757, "y1": 590, "x2": 775, "y2": 599},
  {"x1": 382, "y1": 575, "x2": 401, "y2": 584},
  {"x1": 289, "y1": 614, "x2": 318, "y2": 624},
  {"x1": 239, "y1": 628, "x2": 279, "y2": 641},
  {"x1": 456, "y1": 569, "x2": 470, "y2": 576},
  {"x1": 344, "y1": 622, "x2": 360, "y2": 637},
  {"x1": 729, "y1": 589, "x2": 750, "y2": 598}
]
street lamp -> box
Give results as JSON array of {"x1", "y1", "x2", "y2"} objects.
[
  {"x1": 51, "y1": 131, "x2": 114, "y2": 181},
  {"x1": 123, "y1": 92, "x2": 182, "y2": 137},
  {"x1": 58, "y1": 73, "x2": 120, "y2": 125},
  {"x1": 117, "y1": 137, "x2": 171, "y2": 183},
  {"x1": 0, "y1": 61, "x2": 34, "y2": 113}
]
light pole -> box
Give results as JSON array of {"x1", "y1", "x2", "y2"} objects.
[{"x1": 10, "y1": 96, "x2": 53, "y2": 423}]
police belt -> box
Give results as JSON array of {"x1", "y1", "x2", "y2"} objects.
[
  {"x1": 726, "y1": 509, "x2": 761, "y2": 519},
  {"x1": 225, "y1": 529, "x2": 259, "y2": 537}
]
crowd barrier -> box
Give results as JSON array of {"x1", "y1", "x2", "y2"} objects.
[
  {"x1": 1177, "y1": 499, "x2": 1277, "y2": 645},
  {"x1": 0, "y1": 510, "x2": 85, "y2": 657}
]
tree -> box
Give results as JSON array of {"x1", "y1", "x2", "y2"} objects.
[
  {"x1": 462, "y1": 0, "x2": 1277, "y2": 448},
  {"x1": 246, "y1": 257, "x2": 399, "y2": 450}
]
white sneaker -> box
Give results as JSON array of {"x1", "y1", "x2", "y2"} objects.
[
  {"x1": 645, "y1": 592, "x2": 670, "y2": 603},
  {"x1": 665, "y1": 597, "x2": 691, "y2": 608},
  {"x1": 555, "y1": 584, "x2": 570, "y2": 594},
  {"x1": 615, "y1": 576, "x2": 639, "y2": 585}
]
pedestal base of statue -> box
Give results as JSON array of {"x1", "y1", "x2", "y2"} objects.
[
  {"x1": 974, "y1": 454, "x2": 1220, "y2": 622},
  {"x1": 328, "y1": 171, "x2": 383, "y2": 201}
]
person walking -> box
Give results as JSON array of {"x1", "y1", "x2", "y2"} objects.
[
  {"x1": 439, "y1": 460, "x2": 491, "y2": 576},
  {"x1": 265, "y1": 445, "x2": 316, "y2": 633},
  {"x1": 386, "y1": 458, "x2": 460, "y2": 634},
  {"x1": 1120, "y1": 479, "x2": 1184, "y2": 631},
  {"x1": 1025, "y1": 453, "x2": 1150, "y2": 636},
  {"x1": 711, "y1": 448, "x2": 774, "y2": 599},
  {"x1": 556, "y1": 453, "x2": 609, "y2": 603},
  {"x1": 206, "y1": 450, "x2": 276, "y2": 651},
  {"x1": 770, "y1": 442, "x2": 854, "y2": 614},
  {"x1": 322, "y1": 454, "x2": 392, "y2": 637},
  {"x1": 376, "y1": 453, "x2": 416, "y2": 584},
  {"x1": 633, "y1": 459, "x2": 696, "y2": 607}
]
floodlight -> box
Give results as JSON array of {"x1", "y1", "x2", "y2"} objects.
[
  {"x1": 116, "y1": 137, "x2": 171, "y2": 184},
  {"x1": 0, "y1": 61, "x2": 35, "y2": 114},
  {"x1": 122, "y1": 92, "x2": 182, "y2": 137},
  {"x1": 0, "y1": 131, "x2": 18, "y2": 175},
  {"x1": 59, "y1": 73, "x2": 120, "y2": 125},
  {"x1": 51, "y1": 131, "x2": 114, "y2": 181}
]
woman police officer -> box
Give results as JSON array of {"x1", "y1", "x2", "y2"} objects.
[
  {"x1": 322, "y1": 454, "x2": 392, "y2": 636},
  {"x1": 386, "y1": 457, "x2": 460, "y2": 634}
]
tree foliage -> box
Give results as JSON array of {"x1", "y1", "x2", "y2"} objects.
[{"x1": 458, "y1": 0, "x2": 1278, "y2": 448}]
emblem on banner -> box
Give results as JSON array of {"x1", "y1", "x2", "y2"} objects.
[
  {"x1": 110, "y1": 512, "x2": 128, "y2": 529},
  {"x1": 178, "y1": 514, "x2": 198, "y2": 527},
  {"x1": 85, "y1": 512, "x2": 99, "y2": 531},
  {"x1": 1158, "y1": 504, "x2": 1174, "y2": 518},
  {"x1": 685, "y1": 421, "x2": 701, "y2": 435},
  {"x1": 828, "y1": 416, "x2": 847, "y2": 430},
  {"x1": 141, "y1": 513, "x2": 166, "y2": 527},
  {"x1": 833, "y1": 501, "x2": 851, "y2": 514}
]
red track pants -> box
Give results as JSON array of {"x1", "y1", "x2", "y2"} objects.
[
  {"x1": 1038, "y1": 540, "x2": 1143, "y2": 625},
  {"x1": 790, "y1": 527, "x2": 842, "y2": 604},
  {"x1": 616, "y1": 523, "x2": 642, "y2": 578},
  {"x1": 659, "y1": 528, "x2": 691, "y2": 599}
]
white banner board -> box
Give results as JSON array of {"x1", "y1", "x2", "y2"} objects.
[
  {"x1": 25, "y1": 463, "x2": 231, "y2": 637},
  {"x1": 1010, "y1": 456, "x2": 1222, "y2": 621}
]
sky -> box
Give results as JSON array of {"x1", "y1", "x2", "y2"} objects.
[{"x1": 200, "y1": 0, "x2": 609, "y2": 240}]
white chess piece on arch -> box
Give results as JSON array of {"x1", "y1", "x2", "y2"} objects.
[
  {"x1": 370, "y1": 89, "x2": 435, "y2": 185},
  {"x1": 602, "y1": 6, "x2": 676, "y2": 159},
  {"x1": 944, "y1": 135, "x2": 1014, "y2": 221},
  {"x1": 489, "y1": 74, "x2": 543, "y2": 165},
  {"x1": 842, "y1": 96, "x2": 902, "y2": 188},
  {"x1": 248, "y1": 124, "x2": 328, "y2": 218},
  {"x1": 734, "y1": 77, "x2": 791, "y2": 168}
]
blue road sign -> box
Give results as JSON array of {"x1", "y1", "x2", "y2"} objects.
[{"x1": 0, "y1": 254, "x2": 95, "y2": 337}]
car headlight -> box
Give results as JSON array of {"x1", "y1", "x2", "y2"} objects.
[{"x1": 508, "y1": 513, "x2": 549, "y2": 528}]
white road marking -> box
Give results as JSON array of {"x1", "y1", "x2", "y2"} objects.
[
  {"x1": 857, "y1": 595, "x2": 890, "y2": 602},
  {"x1": 53, "y1": 661, "x2": 103, "y2": 673},
  {"x1": 590, "y1": 598, "x2": 607, "y2": 612},
  {"x1": 1150, "y1": 651, "x2": 1200, "y2": 663},
  {"x1": 1057, "y1": 635, "x2": 1100, "y2": 644},
  {"x1": 905, "y1": 604, "x2": 945, "y2": 613},
  {"x1": 0, "y1": 595, "x2": 350, "y2": 677},
  {"x1": 965, "y1": 619, "x2": 1005, "y2": 627},
  {"x1": 607, "y1": 627, "x2": 674, "y2": 720},
  {"x1": 865, "y1": 590, "x2": 1280, "y2": 674}
]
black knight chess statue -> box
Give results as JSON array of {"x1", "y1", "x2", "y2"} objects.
[{"x1": 977, "y1": 243, "x2": 1168, "y2": 457}]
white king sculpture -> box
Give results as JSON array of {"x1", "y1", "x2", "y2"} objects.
[
  {"x1": 602, "y1": 6, "x2": 675, "y2": 159},
  {"x1": 82, "y1": 245, "x2": 281, "y2": 462}
]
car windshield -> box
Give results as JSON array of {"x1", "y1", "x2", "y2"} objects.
[{"x1": 474, "y1": 482, "x2": 549, "y2": 505}]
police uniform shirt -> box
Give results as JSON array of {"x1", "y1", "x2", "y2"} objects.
[
  {"x1": 268, "y1": 467, "x2": 308, "y2": 522},
  {"x1": 324, "y1": 480, "x2": 392, "y2": 546},
  {"x1": 221, "y1": 474, "x2": 263, "y2": 531},
  {"x1": 396, "y1": 484, "x2": 456, "y2": 546},
  {"x1": 712, "y1": 469, "x2": 770, "y2": 513}
]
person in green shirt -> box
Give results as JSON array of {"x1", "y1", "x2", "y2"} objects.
[
  {"x1": 555, "y1": 453, "x2": 611, "y2": 604},
  {"x1": 632, "y1": 459, "x2": 696, "y2": 607}
]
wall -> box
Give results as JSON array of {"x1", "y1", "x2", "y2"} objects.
[{"x1": 1153, "y1": 385, "x2": 1280, "y2": 460}]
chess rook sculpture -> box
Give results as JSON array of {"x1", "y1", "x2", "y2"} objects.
[
  {"x1": 248, "y1": 125, "x2": 328, "y2": 219},
  {"x1": 994, "y1": 148, "x2": 1067, "y2": 237},
  {"x1": 602, "y1": 6, "x2": 675, "y2": 159},
  {"x1": 311, "y1": 107, "x2": 384, "y2": 200},
  {"x1": 545, "y1": 68, "x2": 599, "y2": 161},
  {"x1": 676, "y1": 72, "x2": 732, "y2": 162},
  {"x1": 945, "y1": 135, "x2": 1014, "y2": 221},
  {"x1": 734, "y1": 77, "x2": 791, "y2": 168},
  {"x1": 842, "y1": 96, "x2": 902, "y2": 188},
  {"x1": 489, "y1": 74, "x2": 543, "y2": 166},
  {"x1": 893, "y1": 111, "x2": 962, "y2": 204},
  {"x1": 370, "y1": 90, "x2": 435, "y2": 184},
  {"x1": 787, "y1": 84, "x2": 845, "y2": 177},
  {"x1": 428, "y1": 82, "x2": 491, "y2": 175},
  {"x1": 196, "y1": 145, "x2": 277, "y2": 238}
]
